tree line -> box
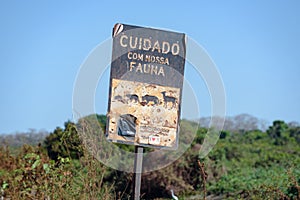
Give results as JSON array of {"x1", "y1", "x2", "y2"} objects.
[{"x1": 0, "y1": 114, "x2": 299, "y2": 199}]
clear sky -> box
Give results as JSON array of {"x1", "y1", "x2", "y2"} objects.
[{"x1": 0, "y1": 1, "x2": 299, "y2": 134}]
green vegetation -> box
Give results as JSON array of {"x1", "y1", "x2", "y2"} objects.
[
  {"x1": 201, "y1": 122, "x2": 300, "y2": 199},
  {"x1": 0, "y1": 115, "x2": 299, "y2": 199}
]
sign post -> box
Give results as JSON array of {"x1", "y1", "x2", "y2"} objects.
[
  {"x1": 106, "y1": 23, "x2": 186, "y2": 199},
  {"x1": 133, "y1": 146, "x2": 143, "y2": 200}
]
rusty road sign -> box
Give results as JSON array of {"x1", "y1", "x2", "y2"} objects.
[{"x1": 106, "y1": 23, "x2": 186, "y2": 149}]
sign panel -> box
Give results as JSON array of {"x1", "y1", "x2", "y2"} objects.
[{"x1": 106, "y1": 23, "x2": 186, "y2": 149}]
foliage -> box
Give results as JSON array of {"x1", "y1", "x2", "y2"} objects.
[
  {"x1": 0, "y1": 145, "x2": 114, "y2": 199},
  {"x1": 1, "y1": 117, "x2": 300, "y2": 199},
  {"x1": 267, "y1": 120, "x2": 290, "y2": 145},
  {"x1": 96, "y1": 114, "x2": 107, "y2": 133},
  {"x1": 201, "y1": 121, "x2": 300, "y2": 199},
  {"x1": 44, "y1": 121, "x2": 83, "y2": 160}
]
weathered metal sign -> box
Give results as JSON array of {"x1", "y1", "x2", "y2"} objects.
[{"x1": 106, "y1": 23, "x2": 186, "y2": 149}]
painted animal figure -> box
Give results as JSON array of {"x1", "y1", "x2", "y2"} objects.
[
  {"x1": 161, "y1": 91, "x2": 177, "y2": 109},
  {"x1": 142, "y1": 95, "x2": 159, "y2": 106},
  {"x1": 126, "y1": 94, "x2": 139, "y2": 103},
  {"x1": 114, "y1": 95, "x2": 126, "y2": 103},
  {"x1": 114, "y1": 95, "x2": 123, "y2": 101}
]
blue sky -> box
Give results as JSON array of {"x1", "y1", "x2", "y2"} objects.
[{"x1": 0, "y1": 1, "x2": 299, "y2": 134}]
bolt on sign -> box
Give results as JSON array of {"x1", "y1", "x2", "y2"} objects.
[{"x1": 106, "y1": 23, "x2": 186, "y2": 149}]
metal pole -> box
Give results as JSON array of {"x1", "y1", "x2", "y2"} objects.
[{"x1": 133, "y1": 146, "x2": 143, "y2": 200}]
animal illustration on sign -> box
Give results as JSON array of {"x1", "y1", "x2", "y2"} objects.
[
  {"x1": 114, "y1": 95, "x2": 124, "y2": 102},
  {"x1": 142, "y1": 95, "x2": 159, "y2": 106},
  {"x1": 113, "y1": 92, "x2": 177, "y2": 109},
  {"x1": 161, "y1": 91, "x2": 177, "y2": 109},
  {"x1": 126, "y1": 94, "x2": 139, "y2": 103}
]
